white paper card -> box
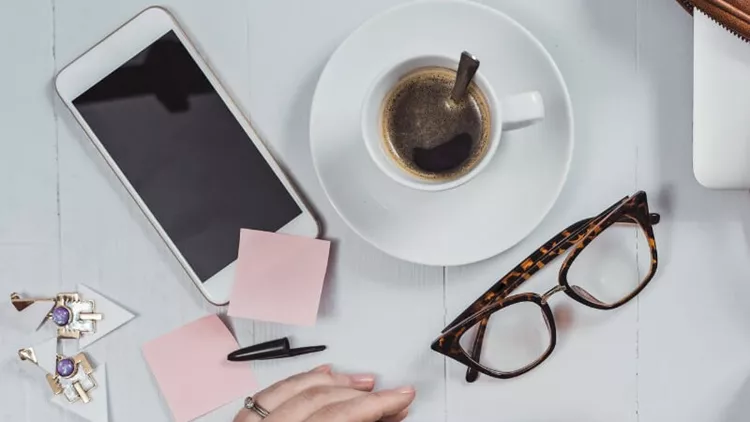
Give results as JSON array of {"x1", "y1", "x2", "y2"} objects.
[
  {"x1": 77, "y1": 284, "x2": 135, "y2": 350},
  {"x1": 20, "y1": 336, "x2": 59, "y2": 375},
  {"x1": 5, "y1": 298, "x2": 55, "y2": 334},
  {"x1": 694, "y1": 10, "x2": 750, "y2": 188},
  {"x1": 51, "y1": 364, "x2": 109, "y2": 422}
]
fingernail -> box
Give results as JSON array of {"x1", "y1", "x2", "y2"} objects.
[
  {"x1": 311, "y1": 364, "x2": 331, "y2": 373},
  {"x1": 391, "y1": 385, "x2": 415, "y2": 395},
  {"x1": 349, "y1": 373, "x2": 376, "y2": 386}
]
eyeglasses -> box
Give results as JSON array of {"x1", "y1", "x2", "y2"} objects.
[{"x1": 432, "y1": 191, "x2": 660, "y2": 382}]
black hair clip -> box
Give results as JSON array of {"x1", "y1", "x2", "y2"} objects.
[{"x1": 227, "y1": 337, "x2": 326, "y2": 362}]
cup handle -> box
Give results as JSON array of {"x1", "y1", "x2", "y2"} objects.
[{"x1": 500, "y1": 91, "x2": 545, "y2": 131}]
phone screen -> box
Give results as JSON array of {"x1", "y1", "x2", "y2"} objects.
[{"x1": 73, "y1": 31, "x2": 302, "y2": 282}]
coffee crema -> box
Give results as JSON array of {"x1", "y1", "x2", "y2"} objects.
[{"x1": 380, "y1": 66, "x2": 491, "y2": 181}]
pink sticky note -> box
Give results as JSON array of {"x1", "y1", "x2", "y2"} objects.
[
  {"x1": 228, "y1": 229, "x2": 331, "y2": 326},
  {"x1": 143, "y1": 315, "x2": 256, "y2": 422}
]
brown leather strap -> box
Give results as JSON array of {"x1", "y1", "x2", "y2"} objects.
[
  {"x1": 677, "y1": 0, "x2": 695, "y2": 13},
  {"x1": 688, "y1": 0, "x2": 750, "y2": 41}
]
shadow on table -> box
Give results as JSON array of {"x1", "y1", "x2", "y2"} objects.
[{"x1": 722, "y1": 375, "x2": 750, "y2": 422}]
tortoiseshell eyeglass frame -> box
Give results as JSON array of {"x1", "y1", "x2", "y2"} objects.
[{"x1": 431, "y1": 191, "x2": 660, "y2": 382}]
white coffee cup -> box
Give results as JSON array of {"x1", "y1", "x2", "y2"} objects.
[{"x1": 362, "y1": 55, "x2": 545, "y2": 191}]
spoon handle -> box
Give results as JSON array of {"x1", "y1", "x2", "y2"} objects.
[{"x1": 451, "y1": 52, "x2": 480, "y2": 102}]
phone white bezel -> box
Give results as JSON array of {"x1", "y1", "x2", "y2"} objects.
[{"x1": 55, "y1": 6, "x2": 319, "y2": 306}]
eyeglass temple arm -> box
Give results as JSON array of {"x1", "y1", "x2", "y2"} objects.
[{"x1": 463, "y1": 213, "x2": 660, "y2": 382}]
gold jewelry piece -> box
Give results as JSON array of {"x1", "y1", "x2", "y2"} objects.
[
  {"x1": 18, "y1": 347, "x2": 38, "y2": 364},
  {"x1": 11, "y1": 292, "x2": 103, "y2": 339},
  {"x1": 10, "y1": 292, "x2": 54, "y2": 312}
]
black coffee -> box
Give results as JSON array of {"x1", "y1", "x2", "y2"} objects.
[{"x1": 381, "y1": 67, "x2": 491, "y2": 181}]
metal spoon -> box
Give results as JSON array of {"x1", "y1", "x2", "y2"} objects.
[{"x1": 450, "y1": 51, "x2": 480, "y2": 102}]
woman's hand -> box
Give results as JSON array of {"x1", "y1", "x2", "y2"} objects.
[{"x1": 234, "y1": 365, "x2": 415, "y2": 422}]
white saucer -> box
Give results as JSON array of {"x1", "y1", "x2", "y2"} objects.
[{"x1": 310, "y1": 0, "x2": 573, "y2": 266}]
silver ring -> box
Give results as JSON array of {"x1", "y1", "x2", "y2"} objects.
[{"x1": 244, "y1": 396, "x2": 271, "y2": 419}]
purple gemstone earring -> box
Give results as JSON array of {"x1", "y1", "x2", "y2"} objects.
[
  {"x1": 11, "y1": 292, "x2": 102, "y2": 339},
  {"x1": 47, "y1": 353, "x2": 98, "y2": 403},
  {"x1": 18, "y1": 349, "x2": 98, "y2": 403}
]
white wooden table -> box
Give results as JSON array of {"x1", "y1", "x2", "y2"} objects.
[{"x1": 3, "y1": 1, "x2": 750, "y2": 421}]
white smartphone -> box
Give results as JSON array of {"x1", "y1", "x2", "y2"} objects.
[{"x1": 55, "y1": 7, "x2": 319, "y2": 305}]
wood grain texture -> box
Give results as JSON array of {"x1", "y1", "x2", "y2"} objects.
[
  {"x1": 445, "y1": 0, "x2": 640, "y2": 419},
  {"x1": 3, "y1": 0, "x2": 750, "y2": 421},
  {"x1": 0, "y1": 0, "x2": 63, "y2": 421},
  {"x1": 636, "y1": 1, "x2": 750, "y2": 421}
]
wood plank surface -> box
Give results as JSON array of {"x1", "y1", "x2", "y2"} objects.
[{"x1": 4, "y1": 1, "x2": 750, "y2": 421}]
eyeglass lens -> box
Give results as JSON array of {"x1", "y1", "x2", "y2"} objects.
[
  {"x1": 567, "y1": 220, "x2": 652, "y2": 307},
  {"x1": 458, "y1": 301, "x2": 551, "y2": 373}
]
